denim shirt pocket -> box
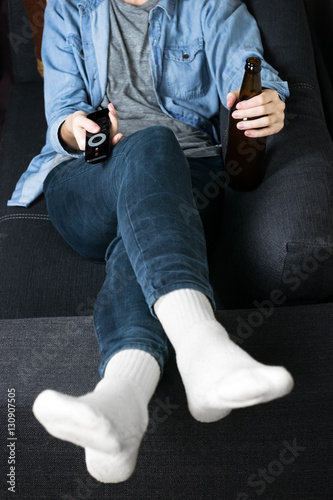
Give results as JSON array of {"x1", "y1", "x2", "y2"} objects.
[{"x1": 161, "y1": 37, "x2": 210, "y2": 100}]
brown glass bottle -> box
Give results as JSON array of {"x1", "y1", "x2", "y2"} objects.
[{"x1": 225, "y1": 57, "x2": 266, "y2": 191}]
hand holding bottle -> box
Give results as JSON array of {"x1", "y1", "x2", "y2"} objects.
[
  {"x1": 225, "y1": 57, "x2": 270, "y2": 191},
  {"x1": 226, "y1": 88, "x2": 286, "y2": 138}
]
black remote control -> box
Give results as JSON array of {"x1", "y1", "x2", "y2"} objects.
[{"x1": 85, "y1": 108, "x2": 111, "y2": 164}]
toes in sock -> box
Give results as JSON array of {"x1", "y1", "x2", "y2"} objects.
[
  {"x1": 33, "y1": 349, "x2": 160, "y2": 482},
  {"x1": 154, "y1": 289, "x2": 294, "y2": 423},
  {"x1": 85, "y1": 446, "x2": 139, "y2": 484}
]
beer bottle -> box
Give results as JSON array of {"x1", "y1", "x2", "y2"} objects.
[{"x1": 225, "y1": 57, "x2": 266, "y2": 191}]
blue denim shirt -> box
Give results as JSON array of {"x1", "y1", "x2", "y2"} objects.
[{"x1": 8, "y1": 0, "x2": 289, "y2": 207}]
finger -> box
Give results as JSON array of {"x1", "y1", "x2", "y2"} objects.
[
  {"x1": 111, "y1": 132, "x2": 123, "y2": 146},
  {"x1": 236, "y1": 89, "x2": 279, "y2": 110},
  {"x1": 74, "y1": 115, "x2": 100, "y2": 134},
  {"x1": 107, "y1": 102, "x2": 119, "y2": 120},
  {"x1": 232, "y1": 101, "x2": 282, "y2": 120},
  {"x1": 108, "y1": 102, "x2": 118, "y2": 115},
  {"x1": 241, "y1": 118, "x2": 284, "y2": 137},
  {"x1": 236, "y1": 114, "x2": 278, "y2": 130},
  {"x1": 237, "y1": 109, "x2": 285, "y2": 133},
  {"x1": 74, "y1": 128, "x2": 87, "y2": 151},
  {"x1": 72, "y1": 115, "x2": 101, "y2": 150},
  {"x1": 243, "y1": 123, "x2": 284, "y2": 138},
  {"x1": 107, "y1": 102, "x2": 120, "y2": 140}
]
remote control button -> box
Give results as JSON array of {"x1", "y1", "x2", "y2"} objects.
[{"x1": 88, "y1": 133, "x2": 107, "y2": 147}]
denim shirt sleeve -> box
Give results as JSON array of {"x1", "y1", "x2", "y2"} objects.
[
  {"x1": 42, "y1": 0, "x2": 96, "y2": 156},
  {"x1": 201, "y1": 0, "x2": 290, "y2": 107}
]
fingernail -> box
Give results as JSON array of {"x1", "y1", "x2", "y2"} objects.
[{"x1": 232, "y1": 111, "x2": 240, "y2": 118}]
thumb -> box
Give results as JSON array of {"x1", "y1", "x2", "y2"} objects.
[{"x1": 226, "y1": 90, "x2": 239, "y2": 109}]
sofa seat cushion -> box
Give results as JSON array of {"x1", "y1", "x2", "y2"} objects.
[{"x1": 0, "y1": 304, "x2": 332, "y2": 498}]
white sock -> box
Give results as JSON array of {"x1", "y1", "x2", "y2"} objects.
[
  {"x1": 154, "y1": 289, "x2": 294, "y2": 423},
  {"x1": 33, "y1": 349, "x2": 160, "y2": 483}
]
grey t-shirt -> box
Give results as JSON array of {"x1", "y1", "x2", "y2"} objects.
[{"x1": 100, "y1": 0, "x2": 221, "y2": 157}]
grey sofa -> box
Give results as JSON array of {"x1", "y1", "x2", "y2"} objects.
[{"x1": 0, "y1": 0, "x2": 333, "y2": 499}]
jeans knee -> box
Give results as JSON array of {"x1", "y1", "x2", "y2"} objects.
[
  {"x1": 120, "y1": 126, "x2": 186, "y2": 171},
  {"x1": 143, "y1": 125, "x2": 177, "y2": 139},
  {"x1": 132, "y1": 125, "x2": 179, "y2": 149}
]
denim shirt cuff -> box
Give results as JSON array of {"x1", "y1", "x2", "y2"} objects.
[
  {"x1": 261, "y1": 79, "x2": 290, "y2": 102},
  {"x1": 50, "y1": 115, "x2": 85, "y2": 158}
]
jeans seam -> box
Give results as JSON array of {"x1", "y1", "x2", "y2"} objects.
[
  {"x1": 44, "y1": 158, "x2": 98, "y2": 191},
  {"x1": 108, "y1": 152, "x2": 124, "y2": 202},
  {"x1": 123, "y1": 154, "x2": 153, "y2": 300}
]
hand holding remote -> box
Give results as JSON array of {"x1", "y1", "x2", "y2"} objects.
[{"x1": 59, "y1": 103, "x2": 122, "y2": 154}]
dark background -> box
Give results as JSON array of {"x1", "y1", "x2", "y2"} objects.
[
  {"x1": 0, "y1": 0, "x2": 332, "y2": 143},
  {"x1": 304, "y1": 0, "x2": 333, "y2": 81},
  {"x1": 0, "y1": 0, "x2": 12, "y2": 142}
]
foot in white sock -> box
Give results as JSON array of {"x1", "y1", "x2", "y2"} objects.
[
  {"x1": 154, "y1": 289, "x2": 294, "y2": 423},
  {"x1": 32, "y1": 350, "x2": 160, "y2": 483}
]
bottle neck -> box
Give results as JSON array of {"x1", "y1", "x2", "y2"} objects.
[{"x1": 238, "y1": 57, "x2": 262, "y2": 102}]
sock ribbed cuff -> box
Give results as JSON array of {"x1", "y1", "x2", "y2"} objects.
[
  {"x1": 154, "y1": 288, "x2": 215, "y2": 332},
  {"x1": 104, "y1": 349, "x2": 160, "y2": 402}
]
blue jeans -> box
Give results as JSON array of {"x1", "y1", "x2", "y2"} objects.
[{"x1": 43, "y1": 126, "x2": 223, "y2": 377}]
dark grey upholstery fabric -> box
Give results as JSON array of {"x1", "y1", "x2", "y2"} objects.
[
  {"x1": 0, "y1": 305, "x2": 332, "y2": 499},
  {"x1": 0, "y1": 83, "x2": 45, "y2": 202}
]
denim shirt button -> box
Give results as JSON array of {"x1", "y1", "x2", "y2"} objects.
[{"x1": 182, "y1": 53, "x2": 189, "y2": 59}]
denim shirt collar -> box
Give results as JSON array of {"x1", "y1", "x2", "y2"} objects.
[
  {"x1": 154, "y1": 0, "x2": 176, "y2": 19},
  {"x1": 78, "y1": 0, "x2": 105, "y2": 15},
  {"x1": 78, "y1": 0, "x2": 176, "y2": 18}
]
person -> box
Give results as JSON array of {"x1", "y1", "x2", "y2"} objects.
[{"x1": 9, "y1": 0, "x2": 294, "y2": 484}]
